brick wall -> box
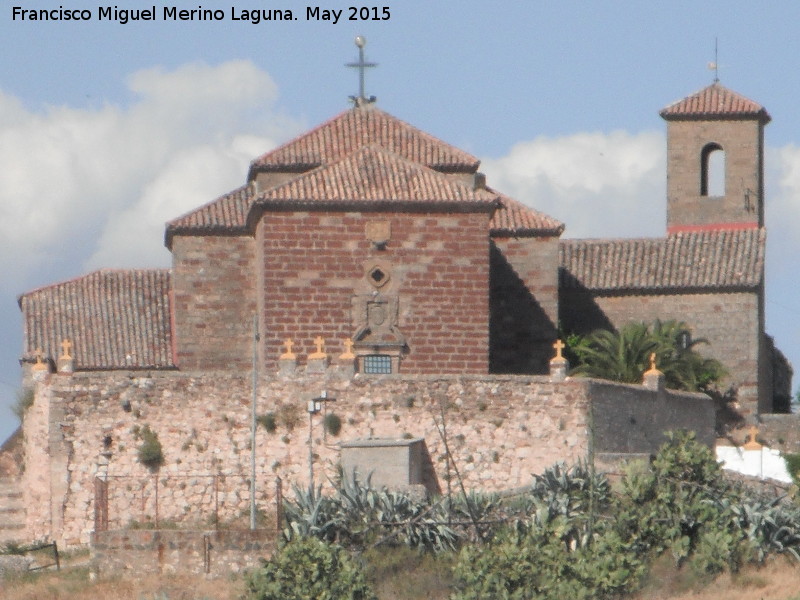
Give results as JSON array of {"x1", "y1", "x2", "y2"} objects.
[
  {"x1": 666, "y1": 119, "x2": 764, "y2": 230},
  {"x1": 257, "y1": 210, "x2": 491, "y2": 374},
  {"x1": 490, "y1": 237, "x2": 559, "y2": 373},
  {"x1": 560, "y1": 288, "x2": 768, "y2": 414},
  {"x1": 171, "y1": 235, "x2": 257, "y2": 370}
]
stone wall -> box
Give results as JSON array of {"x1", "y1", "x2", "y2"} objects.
[
  {"x1": 257, "y1": 210, "x2": 491, "y2": 374},
  {"x1": 589, "y1": 379, "x2": 714, "y2": 453},
  {"x1": 171, "y1": 235, "x2": 257, "y2": 370},
  {"x1": 91, "y1": 529, "x2": 276, "y2": 577},
  {"x1": 21, "y1": 369, "x2": 712, "y2": 547},
  {"x1": 560, "y1": 288, "x2": 767, "y2": 414},
  {"x1": 757, "y1": 414, "x2": 800, "y2": 454},
  {"x1": 490, "y1": 237, "x2": 559, "y2": 374}
]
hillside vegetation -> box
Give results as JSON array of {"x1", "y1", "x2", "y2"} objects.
[{"x1": 5, "y1": 431, "x2": 800, "y2": 599}]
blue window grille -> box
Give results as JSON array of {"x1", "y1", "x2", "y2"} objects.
[{"x1": 363, "y1": 355, "x2": 392, "y2": 374}]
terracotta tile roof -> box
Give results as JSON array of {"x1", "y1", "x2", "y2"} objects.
[
  {"x1": 559, "y1": 228, "x2": 765, "y2": 291},
  {"x1": 253, "y1": 144, "x2": 498, "y2": 209},
  {"x1": 18, "y1": 269, "x2": 175, "y2": 370},
  {"x1": 248, "y1": 105, "x2": 481, "y2": 177},
  {"x1": 660, "y1": 82, "x2": 770, "y2": 123},
  {"x1": 489, "y1": 192, "x2": 564, "y2": 237},
  {"x1": 165, "y1": 185, "x2": 252, "y2": 247}
]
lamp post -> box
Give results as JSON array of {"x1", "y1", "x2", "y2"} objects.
[{"x1": 307, "y1": 391, "x2": 336, "y2": 491}]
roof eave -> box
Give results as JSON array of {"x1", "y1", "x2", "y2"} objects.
[{"x1": 659, "y1": 109, "x2": 771, "y2": 125}]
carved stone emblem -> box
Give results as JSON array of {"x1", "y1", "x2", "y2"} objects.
[{"x1": 365, "y1": 220, "x2": 391, "y2": 247}]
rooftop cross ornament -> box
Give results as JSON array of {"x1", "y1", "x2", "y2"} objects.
[
  {"x1": 280, "y1": 338, "x2": 296, "y2": 360},
  {"x1": 552, "y1": 339, "x2": 566, "y2": 361},
  {"x1": 707, "y1": 37, "x2": 720, "y2": 83},
  {"x1": 346, "y1": 35, "x2": 377, "y2": 105},
  {"x1": 60, "y1": 338, "x2": 73, "y2": 359},
  {"x1": 32, "y1": 347, "x2": 48, "y2": 371},
  {"x1": 340, "y1": 338, "x2": 355, "y2": 360},
  {"x1": 308, "y1": 336, "x2": 328, "y2": 360}
]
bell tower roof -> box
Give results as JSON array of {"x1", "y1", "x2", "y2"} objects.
[{"x1": 660, "y1": 82, "x2": 770, "y2": 124}]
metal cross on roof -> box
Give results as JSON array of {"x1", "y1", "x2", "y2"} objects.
[
  {"x1": 346, "y1": 36, "x2": 377, "y2": 105},
  {"x1": 707, "y1": 37, "x2": 720, "y2": 83}
]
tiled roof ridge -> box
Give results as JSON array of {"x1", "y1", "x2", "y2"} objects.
[
  {"x1": 248, "y1": 105, "x2": 481, "y2": 175},
  {"x1": 18, "y1": 267, "x2": 171, "y2": 304},
  {"x1": 248, "y1": 108, "x2": 352, "y2": 174},
  {"x1": 560, "y1": 227, "x2": 765, "y2": 291},
  {"x1": 489, "y1": 191, "x2": 565, "y2": 236},
  {"x1": 166, "y1": 185, "x2": 252, "y2": 228},
  {"x1": 253, "y1": 143, "x2": 497, "y2": 207},
  {"x1": 660, "y1": 82, "x2": 770, "y2": 122}
]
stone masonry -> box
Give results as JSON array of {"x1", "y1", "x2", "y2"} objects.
[{"x1": 21, "y1": 367, "x2": 712, "y2": 547}]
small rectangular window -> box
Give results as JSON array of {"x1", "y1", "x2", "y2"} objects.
[{"x1": 363, "y1": 355, "x2": 392, "y2": 374}]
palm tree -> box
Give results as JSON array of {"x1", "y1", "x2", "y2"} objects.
[{"x1": 569, "y1": 320, "x2": 726, "y2": 392}]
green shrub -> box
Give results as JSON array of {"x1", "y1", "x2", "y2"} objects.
[
  {"x1": 324, "y1": 413, "x2": 342, "y2": 436},
  {"x1": 136, "y1": 425, "x2": 164, "y2": 469},
  {"x1": 452, "y1": 519, "x2": 644, "y2": 600},
  {"x1": 257, "y1": 412, "x2": 277, "y2": 433},
  {"x1": 12, "y1": 388, "x2": 34, "y2": 422},
  {"x1": 244, "y1": 536, "x2": 377, "y2": 600},
  {"x1": 784, "y1": 453, "x2": 800, "y2": 487}
]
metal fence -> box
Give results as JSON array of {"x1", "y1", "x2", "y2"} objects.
[{"x1": 94, "y1": 474, "x2": 283, "y2": 532}]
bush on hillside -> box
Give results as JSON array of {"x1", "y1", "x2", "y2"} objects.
[{"x1": 244, "y1": 536, "x2": 377, "y2": 600}]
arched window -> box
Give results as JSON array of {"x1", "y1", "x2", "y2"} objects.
[{"x1": 701, "y1": 143, "x2": 725, "y2": 197}]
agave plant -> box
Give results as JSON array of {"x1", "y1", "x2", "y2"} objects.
[
  {"x1": 731, "y1": 493, "x2": 800, "y2": 562},
  {"x1": 282, "y1": 483, "x2": 343, "y2": 542},
  {"x1": 530, "y1": 460, "x2": 611, "y2": 515},
  {"x1": 282, "y1": 475, "x2": 461, "y2": 552}
]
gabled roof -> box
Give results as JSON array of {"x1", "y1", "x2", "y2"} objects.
[
  {"x1": 660, "y1": 82, "x2": 771, "y2": 123},
  {"x1": 165, "y1": 185, "x2": 252, "y2": 248},
  {"x1": 252, "y1": 144, "x2": 498, "y2": 210},
  {"x1": 248, "y1": 105, "x2": 481, "y2": 177},
  {"x1": 18, "y1": 269, "x2": 175, "y2": 370},
  {"x1": 559, "y1": 228, "x2": 765, "y2": 291},
  {"x1": 489, "y1": 193, "x2": 564, "y2": 237}
]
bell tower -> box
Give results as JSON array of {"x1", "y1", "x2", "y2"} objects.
[{"x1": 660, "y1": 82, "x2": 770, "y2": 233}]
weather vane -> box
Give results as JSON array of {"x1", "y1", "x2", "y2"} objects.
[
  {"x1": 346, "y1": 35, "x2": 377, "y2": 105},
  {"x1": 707, "y1": 37, "x2": 720, "y2": 83}
]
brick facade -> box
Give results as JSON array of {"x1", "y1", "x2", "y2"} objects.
[
  {"x1": 666, "y1": 119, "x2": 765, "y2": 231},
  {"x1": 257, "y1": 210, "x2": 491, "y2": 374},
  {"x1": 490, "y1": 236, "x2": 559, "y2": 373},
  {"x1": 171, "y1": 235, "x2": 257, "y2": 370}
]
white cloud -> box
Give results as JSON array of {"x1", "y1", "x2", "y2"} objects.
[
  {"x1": 0, "y1": 60, "x2": 301, "y2": 292},
  {"x1": 481, "y1": 130, "x2": 666, "y2": 238}
]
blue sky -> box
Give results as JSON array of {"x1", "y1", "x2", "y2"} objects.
[{"x1": 2, "y1": 1, "x2": 800, "y2": 441}]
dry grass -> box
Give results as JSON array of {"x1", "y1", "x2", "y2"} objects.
[
  {"x1": 0, "y1": 569, "x2": 243, "y2": 600},
  {"x1": 2, "y1": 552, "x2": 800, "y2": 600},
  {"x1": 631, "y1": 555, "x2": 800, "y2": 600}
]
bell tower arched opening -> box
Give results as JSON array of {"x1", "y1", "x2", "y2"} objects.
[{"x1": 700, "y1": 142, "x2": 725, "y2": 197}]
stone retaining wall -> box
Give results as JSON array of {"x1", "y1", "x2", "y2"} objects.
[
  {"x1": 91, "y1": 529, "x2": 275, "y2": 577},
  {"x1": 22, "y1": 370, "x2": 713, "y2": 547}
]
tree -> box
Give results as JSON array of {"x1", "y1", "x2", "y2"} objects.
[{"x1": 569, "y1": 320, "x2": 726, "y2": 392}]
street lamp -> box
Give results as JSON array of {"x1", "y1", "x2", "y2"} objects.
[{"x1": 307, "y1": 391, "x2": 336, "y2": 491}]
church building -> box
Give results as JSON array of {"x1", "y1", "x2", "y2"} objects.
[{"x1": 18, "y1": 78, "x2": 789, "y2": 417}]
